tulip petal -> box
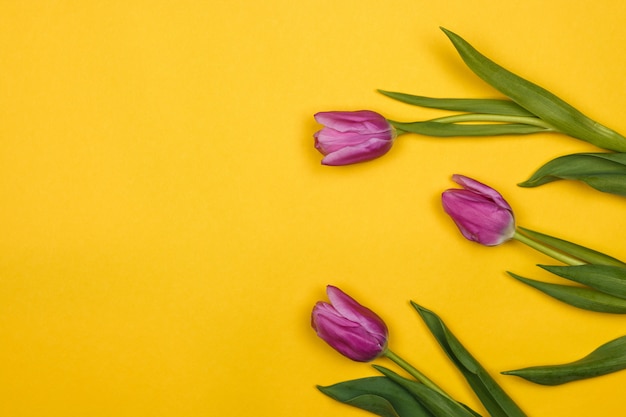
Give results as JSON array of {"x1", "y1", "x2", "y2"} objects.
[
  {"x1": 326, "y1": 286, "x2": 388, "y2": 337},
  {"x1": 314, "y1": 129, "x2": 385, "y2": 154},
  {"x1": 315, "y1": 110, "x2": 391, "y2": 133},
  {"x1": 312, "y1": 302, "x2": 359, "y2": 329},
  {"x1": 313, "y1": 306, "x2": 385, "y2": 362},
  {"x1": 451, "y1": 174, "x2": 512, "y2": 212},
  {"x1": 321, "y1": 137, "x2": 393, "y2": 166}
]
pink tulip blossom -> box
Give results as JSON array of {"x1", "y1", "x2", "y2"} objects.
[
  {"x1": 442, "y1": 174, "x2": 516, "y2": 246},
  {"x1": 313, "y1": 110, "x2": 396, "y2": 166},
  {"x1": 311, "y1": 285, "x2": 388, "y2": 362}
]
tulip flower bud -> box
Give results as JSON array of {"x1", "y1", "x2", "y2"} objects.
[
  {"x1": 313, "y1": 110, "x2": 396, "y2": 166},
  {"x1": 311, "y1": 285, "x2": 388, "y2": 362},
  {"x1": 442, "y1": 174, "x2": 516, "y2": 246}
]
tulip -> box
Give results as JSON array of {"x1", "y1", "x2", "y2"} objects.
[
  {"x1": 313, "y1": 110, "x2": 396, "y2": 166},
  {"x1": 312, "y1": 286, "x2": 459, "y2": 402},
  {"x1": 442, "y1": 174, "x2": 515, "y2": 246},
  {"x1": 311, "y1": 285, "x2": 388, "y2": 362}
]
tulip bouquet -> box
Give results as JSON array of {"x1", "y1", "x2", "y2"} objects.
[{"x1": 309, "y1": 28, "x2": 626, "y2": 417}]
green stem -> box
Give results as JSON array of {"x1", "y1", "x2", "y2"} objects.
[
  {"x1": 394, "y1": 126, "x2": 409, "y2": 136},
  {"x1": 513, "y1": 229, "x2": 586, "y2": 266},
  {"x1": 383, "y1": 349, "x2": 454, "y2": 402},
  {"x1": 430, "y1": 113, "x2": 556, "y2": 130}
]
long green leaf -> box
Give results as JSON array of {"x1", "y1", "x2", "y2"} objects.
[
  {"x1": 508, "y1": 272, "x2": 626, "y2": 313},
  {"x1": 411, "y1": 303, "x2": 527, "y2": 417},
  {"x1": 503, "y1": 335, "x2": 626, "y2": 385},
  {"x1": 378, "y1": 90, "x2": 533, "y2": 116},
  {"x1": 517, "y1": 227, "x2": 626, "y2": 267},
  {"x1": 373, "y1": 366, "x2": 480, "y2": 417},
  {"x1": 441, "y1": 28, "x2": 626, "y2": 152},
  {"x1": 390, "y1": 120, "x2": 546, "y2": 137},
  {"x1": 518, "y1": 153, "x2": 626, "y2": 196},
  {"x1": 318, "y1": 376, "x2": 435, "y2": 417},
  {"x1": 540, "y1": 264, "x2": 626, "y2": 299}
]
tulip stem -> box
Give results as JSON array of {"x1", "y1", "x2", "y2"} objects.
[
  {"x1": 383, "y1": 349, "x2": 454, "y2": 401},
  {"x1": 513, "y1": 230, "x2": 586, "y2": 266},
  {"x1": 430, "y1": 113, "x2": 556, "y2": 130}
]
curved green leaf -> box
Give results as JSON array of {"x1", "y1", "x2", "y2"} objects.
[
  {"x1": 378, "y1": 90, "x2": 533, "y2": 116},
  {"x1": 517, "y1": 227, "x2": 626, "y2": 267},
  {"x1": 508, "y1": 272, "x2": 626, "y2": 313},
  {"x1": 411, "y1": 303, "x2": 527, "y2": 417},
  {"x1": 346, "y1": 394, "x2": 403, "y2": 417},
  {"x1": 441, "y1": 28, "x2": 626, "y2": 152},
  {"x1": 318, "y1": 376, "x2": 435, "y2": 417},
  {"x1": 540, "y1": 264, "x2": 626, "y2": 299},
  {"x1": 390, "y1": 120, "x2": 546, "y2": 137},
  {"x1": 373, "y1": 366, "x2": 480, "y2": 417},
  {"x1": 518, "y1": 153, "x2": 626, "y2": 196},
  {"x1": 503, "y1": 335, "x2": 626, "y2": 385}
]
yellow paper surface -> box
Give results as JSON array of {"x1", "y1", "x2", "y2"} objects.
[{"x1": 2, "y1": 1, "x2": 626, "y2": 416}]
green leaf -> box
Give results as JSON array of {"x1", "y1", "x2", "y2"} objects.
[
  {"x1": 390, "y1": 120, "x2": 547, "y2": 137},
  {"x1": 540, "y1": 264, "x2": 626, "y2": 299},
  {"x1": 378, "y1": 90, "x2": 533, "y2": 116},
  {"x1": 503, "y1": 335, "x2": 626, "y2": 385},
  {"x1": 318, "y1": 376, "x2": 435, "y2": 417},
  {"x1": 517, "y1": 227, "x2": 626, "y2": 267},
  {"x1": 518, "y1": 152, "x2": 626, "y2": 196},
  {"x1": 440, "y1": 27, "x2": 626, "y2": 152},
  {"x1": 411, "y1": 303, "x2": 527, "y2": 417},
  {"x1": 373, "y1": 366, "x2": 480, "y2": 417},
  {"x1": 508, "y1": 272, "x2": 626, "y2": 313}
]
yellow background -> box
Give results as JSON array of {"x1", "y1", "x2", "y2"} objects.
[{"x1": 1, "y1": 1, "x2": 626, "y2": 416}]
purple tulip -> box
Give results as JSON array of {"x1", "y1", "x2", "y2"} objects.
[
  {"x1": 313, "y1": 110, "x2": 396, "y2": 166},
  {"x1": 442, "y1": 174, "x2": 516, "y2": 246},
  {"x1": 311, "y1": 285, "x2": 388, "y2": 362}
]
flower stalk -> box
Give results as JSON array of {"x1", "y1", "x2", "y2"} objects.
[
  {"x1": 512, "y1": 230, "x2": 587, "y2": 266},
  {"x1": 383, "y1": 349, "x2": 454, "y2": 402},
  {"x1": 429, "y1": 113, "x2": 557, "y2": 130}
]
